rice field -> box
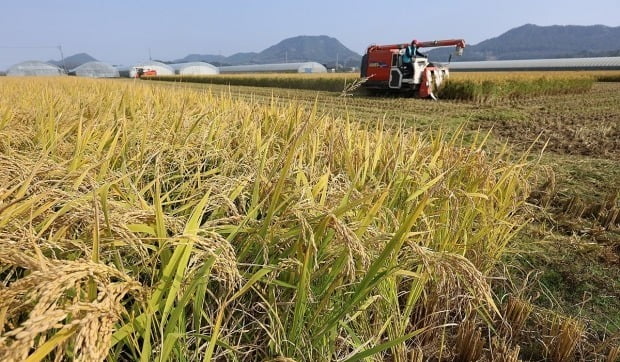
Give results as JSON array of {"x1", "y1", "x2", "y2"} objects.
[
  {"x1": 0, "y1": 75, "x2": 618, "y2": 361},
  {"x1": 438, "y1": 71, "x2": 620, "y2": 102},
  {"x1": 145, "y1": 70, "x2": 620, "y2": 102},
  {"x1": 0, "y1": 77, "x2": 531, "y2": 361},
  {"x1": 146, "y1": 73, "x2": 357, "y2": 92},
  {"x1": 449, "y1": 70, "x2": 620, "y2": 80},
  {"x1": 437, "y1": 77, "x2": 594, "y2": 102}
]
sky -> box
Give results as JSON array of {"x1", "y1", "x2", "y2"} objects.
[{"x1": 1, "y1": 0, "x2": 619, "y2": 70}]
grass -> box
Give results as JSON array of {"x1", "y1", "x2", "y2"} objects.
[{"x1": 0, "y1": 77, "x2": 536, "y2": 361}]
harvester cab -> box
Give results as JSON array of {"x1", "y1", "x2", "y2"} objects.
[{"x1": 360, "y1": 38, "x2": 466, "y2": 99}]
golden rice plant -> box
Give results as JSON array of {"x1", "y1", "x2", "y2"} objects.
[
  {"x1": 146, "y1": 72, "x2": 358, "y2": 92},
  {"x1": 440, "y1": 70, "x2": 620, "y2": 102},
  {"x1": 449, "y1": 71, "x2": 605, "y2": 81},
  {"x1": 0, "y1": 77, "x2": 532, "y2": 361},
  {"x1": 147, "y1": 70, "x2": 615, "y2": 103},
  {"x1": 596, "y1": 74, "x2": 620, "y2": 82},
  {"x1": 437, "y1": 75, "x2": 594, "y2": 103}
]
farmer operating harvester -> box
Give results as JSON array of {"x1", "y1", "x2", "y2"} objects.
[{"x1": 360, "y1": 38, "x2": 466, "y2": 99}]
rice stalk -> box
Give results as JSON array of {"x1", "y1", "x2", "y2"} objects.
[{"x1": 0, "y1": 77, "x2": 532, "y2": 361}]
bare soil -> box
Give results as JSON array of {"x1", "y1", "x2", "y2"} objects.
[{"x1": 472, "y1": 83, "x2": 620, "y2": 158}]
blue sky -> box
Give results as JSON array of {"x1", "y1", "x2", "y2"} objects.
[{"x1": 1, "y1": 0, "x2": 619, "y2": 69}]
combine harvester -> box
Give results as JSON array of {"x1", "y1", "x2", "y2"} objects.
[{"x1": 360, "y1": 39, "x2": 466, "y2": 99}]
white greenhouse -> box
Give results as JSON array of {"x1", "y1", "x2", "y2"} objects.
[
  {"x1": 70, "y1": 61, "x2": 119, "y2": 78},
  {"x1": 449, "y1": 57, "x2": 620, "y2": 71},
  {"x1": 171, "y1": 62, "x2": 219, "y2": 75},
  {"x1": 219, "y1": 62, "x2": 327, "y2": 74},
  {"x1": 6, "y1": 61, "x2": 65, "y2": 76},
  {"x1": 128, "y1": 61, "x2": 175, "y2": 78}
]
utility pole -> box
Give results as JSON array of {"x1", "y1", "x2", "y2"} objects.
[
  {"x1": 148, "y1": 48, "x2": 152, "y2": 61},
  {"x1": 336, "y1": 53, "x2": 339, "y2": 71},
  {"x1": 285, "y1": 50, "x2": 287, "y2": 63},
  {"x1": 57, "y1": 45, "x2": 67, "y2": 73}
]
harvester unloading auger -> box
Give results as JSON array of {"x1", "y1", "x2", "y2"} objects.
[{"x1": 360, "y1": 38, "x2": 466, "y2": 99}]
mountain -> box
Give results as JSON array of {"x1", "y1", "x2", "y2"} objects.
[
  {"x1": 47, "y1": 53, "x2": 97, "y2": 70},
  {"x1": 253, "y1": 35, "x2": 360, "y2": 67},
  {"x1": 45, "y1": 25, "x2": 620, "y2": 71},
  {"x1": 227, "y1": 52, "x2": 260, "y2": 65},
  {"x1": 177, "y1": 54, "x2": 228, "y2": 64},
  {"x1": 174, "y1": 35, "x2": 361, "y2": 68},
  {"x1": 427, "y1": 24, "x2": 620, "y2": 62}
]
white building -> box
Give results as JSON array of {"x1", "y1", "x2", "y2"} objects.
[
  {"x1": 70, "y1": 61, "x2": 119, "y2": 78},
  {"x1": 170, "y1": 62, "x2": 219, "y2": 75},
  {"x1": 219, "y1": 62, "x2": 327, "y2": 74},
  {"x1": 7, "y1": 61, "x2": 64, "y2": 76}
]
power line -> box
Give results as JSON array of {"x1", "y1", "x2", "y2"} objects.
[
  {"x1": 0, "y1": 45, "x2": 67, "y2": 71},
  {"x1": 0, "y1": 46, "x2": 59, "y2": 49}
]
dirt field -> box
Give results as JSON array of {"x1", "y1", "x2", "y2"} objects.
[{"x1": 474, "y1": 82, "x2": 620, "y2": 158}]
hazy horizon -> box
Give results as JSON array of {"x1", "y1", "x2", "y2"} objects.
[{"x1": 1, "y1": 0, "x2": 619, "y2": 69}]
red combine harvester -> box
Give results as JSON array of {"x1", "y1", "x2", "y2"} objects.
[
  {"x1": 360, "y1": 39, "x2": 466, "y2": 98},
  {"x1": 134, "y1": 68, "x2": 157, "y2": 78}
]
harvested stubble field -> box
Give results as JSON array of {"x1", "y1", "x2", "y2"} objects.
[{"x1": 0, "y1": 74, "x2": 619, "y2": 361}]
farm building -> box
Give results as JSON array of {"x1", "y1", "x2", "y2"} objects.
[
  {"x1": 127, "y1": 61, "x2": 175, "y2": 78},
  {"x1": 70, "y1": 61, "x2": 119, "y2": 78},
  {"x1": 449, "y1": 57, "x2": 620, "y2": 71},
  {"x1": 219, "y1": 62, "x2": 327, "y2": 74},
  {"x1": 6, "y1": 61, "x2": 65, "y2": 76},
  {"x1": 171, "y1": 62, "x2": 219, "y2": 75}
]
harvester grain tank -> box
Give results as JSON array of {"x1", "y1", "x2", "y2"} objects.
[{"x1": 360, "y1": 38, "x2": 466, "y2": 98}]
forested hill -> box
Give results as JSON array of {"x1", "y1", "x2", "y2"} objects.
[
  {"x1": 174, "y1": 35, "x2": 361, "y2": 68},
  {"x1": 427, "y1": 24, "x2": 620, "y2": 61},
  {"x1": 47, "y1": 53, "x2": 97, "y2": 70}
]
